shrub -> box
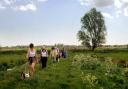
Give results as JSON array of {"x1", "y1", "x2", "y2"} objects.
[
  {"x1": 72, "y1": 54, "x2": 128, "y2": 89},
  {"x1": 73, "y1": 54, "x2": 102, "y2": 70}
]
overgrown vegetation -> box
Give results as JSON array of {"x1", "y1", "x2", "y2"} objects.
[
  {"x1": 0, "y1": 48, "x2": 128, "y2": 89},
  {"x1": 73, "y1": 54, "x2": 128, "y2": 89},
  {"x1": 0, "y1": 50, "x2": 26, "y2": 71}
]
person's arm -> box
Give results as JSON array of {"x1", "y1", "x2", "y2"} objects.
[
  {"x1": 46, "y1": 50, "x2": 48, "y2": 57},
  {"x1": 35, "y1": 49, "x2": 39, "y2": 63}
]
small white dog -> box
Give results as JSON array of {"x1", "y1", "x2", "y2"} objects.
[{"x1": 25, "y1": 72, "x2": 30, "y2": 78}]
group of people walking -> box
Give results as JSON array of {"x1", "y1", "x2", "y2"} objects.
[{"x1": 26, "y1": 43, "x2": 67, "y2": 77}]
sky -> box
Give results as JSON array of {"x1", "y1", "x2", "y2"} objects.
[{"x1": 0, "y1": 0, "x2": 128, "y2": 46}]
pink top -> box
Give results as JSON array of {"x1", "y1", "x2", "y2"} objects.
[{"x1": 28, "y1": 49, "x2": 36, "y2": 57}]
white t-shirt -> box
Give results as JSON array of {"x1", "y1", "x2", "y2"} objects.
[
  {"x1": 41, "y1": 51, "x2": 48, "y2": 57},
  {"x1": 28, "y1": 49, "x2": 36, "y2": 57}
]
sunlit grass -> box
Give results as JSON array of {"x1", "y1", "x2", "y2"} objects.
[{"x1": 0, "y1": 48, "x2": 128, "y2": 89}]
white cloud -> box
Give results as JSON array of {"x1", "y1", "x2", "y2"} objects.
[
  {"x1": 102, "y1": 12, "x2": 114, "y2": 19},
  {"x1": 0, "y1": 0, "x2": 48, "y2": 11},
  {"x1": 79, "y1": 0, "x2": 114, "y2": 7},
  {"x1": 122, "y1": 0, "x2": 128, "y2": 3},
  {"x1": 15, "y1": 4, "x2": 37, "y2": 11},
  {"x1": 0, "y1": 4, "x2": 6, "y2": 9},
  {"x1": 114, "y1": 0, "x2": 122, "y2": 8},
  {"x1": 25, "y1": 4, "x2": 37, "y2": 11},
  {"x1": 3, "y1": 0, "x2": 16, "y2": 5},
  {"x1": 38, "y1": 0, "x2": 48, "y2": 2},
  {"x1": 18, "y1": 5, "x2": 28, "y2": 11},
  {"x1": 79, "y1": 0, "x2": 125, "y2": 8},
  {"x1": 4, "y1": 0, "x2": 11, "y2": 5},
  {"x1": 79, "y1": 0, "x2": 92, "y2": 6},
  {"x1": 79, "y1": 0, "x2": 128, "y2": 17},
  {"x1": 94, "y1": 0, "x2": 114, "y2": 7},
  {"x1": 124, "y1": 7, "x2": 128, "y2": 16}
]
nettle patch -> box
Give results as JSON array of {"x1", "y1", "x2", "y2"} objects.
[{"x1": 72, "y1": 54, "x2": 128, "y2": 89}]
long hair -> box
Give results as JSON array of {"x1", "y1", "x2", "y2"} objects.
[{"x1": 29, "y1": 43, "x2": 34, "y2": 49}]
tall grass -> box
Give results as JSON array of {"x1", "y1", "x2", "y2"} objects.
[
  {"x1": 0, "y1": 50, "x2": 26, "y2": 71},
  {"x1": 0, "y1": 48, "x2": 128, "y2": 89}
]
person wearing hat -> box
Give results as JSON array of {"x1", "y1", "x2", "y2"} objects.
[{"x1": 40, "y1": 46, "x2": 48, "y2": 69}]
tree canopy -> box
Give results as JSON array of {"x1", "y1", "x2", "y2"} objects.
[{"x1": 77, "y1": 8, "x2": 107, "y2": 50}]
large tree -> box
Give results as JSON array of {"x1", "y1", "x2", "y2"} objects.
[{"x1": 77, "y1": 8, "x2": 107, "y2": 51}]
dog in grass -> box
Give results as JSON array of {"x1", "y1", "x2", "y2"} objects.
[{"x1": 20, "y1": 72, "x2": 30, "y2": 80}]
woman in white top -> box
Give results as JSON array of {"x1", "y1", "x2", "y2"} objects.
[
  {"x1": 26, "y1": 43, "x2": 36, "y2": 76},
  {"x1": 40, "y1": 47, "x2": 48, "y2": 69}
]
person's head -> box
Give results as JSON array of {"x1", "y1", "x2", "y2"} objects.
[
  {"x1": 51, "y1": 47, "x2": 54, "y2": 50},
  {"x1": 29, "y1": 43, "x2": 34, "y2": 49},
  {"x1": 42, "y1": 46, "x2": 46, "y2": 51}
]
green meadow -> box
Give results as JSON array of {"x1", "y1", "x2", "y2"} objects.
[{"x1": 0, "y1": 47, "x2": 128, "y2": 89}]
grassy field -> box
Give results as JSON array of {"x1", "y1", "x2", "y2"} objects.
[{"x1": 0, "y1": 48, "x2": 128, "y2": 89}]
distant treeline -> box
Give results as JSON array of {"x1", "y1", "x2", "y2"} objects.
[{"x1": 1, "y1": 44, "x2": 128, "y2": 51}]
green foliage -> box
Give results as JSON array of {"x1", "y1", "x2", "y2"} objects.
[
  {"x1": 0, "y1": 48, "x2": 128, "y2": 89},
  {"x1": 0, "y1": 50, "x2": 26, "y2": 71},
  {"x1": 77, "y1": 8, "x2": 106, "y2": 51},
  {"x1": 73, "y1": 54, "x2": 128, "y2": 89}
]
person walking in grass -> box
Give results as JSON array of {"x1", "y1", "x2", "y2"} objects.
[
  {"x1": 40, "y1": 46, "x2": 48, "y2": 69},
  {"x1": 51, "y1": 47, "x2": 57, "y2": 62},
  {"x1": 55, "y1": 47, "x2": 60, "y2": 62},
  {"x1": 50, "y1": 47, "x2": 60, "y2": 62},
  {"x1": 26, "y1": 43, "x2": 37, "y2": 76},
  {"x1": 62, "y1": 47, "x2": 67, "y2": 58}
]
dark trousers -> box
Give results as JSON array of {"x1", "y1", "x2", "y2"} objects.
[
  {"x1": 41, "y1": 57, "x2": 48, "y2": 69},
  {"x1": 56, "y1": 55, "x2": 60, "y2": 62}
]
